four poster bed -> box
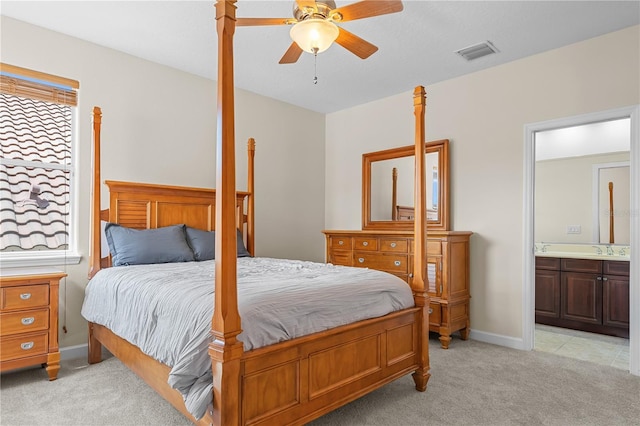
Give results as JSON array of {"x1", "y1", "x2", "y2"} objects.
[{"x1": 83, "y1": 2, "x2": 431, "y2": 425}]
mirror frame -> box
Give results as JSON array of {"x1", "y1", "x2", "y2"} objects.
[{"x1": 362, "y1": 139, "x2": 449, "y2": 231}]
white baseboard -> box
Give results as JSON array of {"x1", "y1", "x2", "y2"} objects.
[
  {"x1": 469, "y1": 329, "x2": 526, "y2": 350},
  {"x1": 60, "y1": 343, "x2": 87, "y2": 361}
]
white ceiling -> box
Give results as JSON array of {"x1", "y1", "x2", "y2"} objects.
[
  {"x1": 2, "y1": 1, "x2": 639, "y2": 114},
  {"x1": 536, "y1": 118, "x2": 631, "y2": 161}
]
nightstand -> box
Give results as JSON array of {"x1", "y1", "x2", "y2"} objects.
[{"x1": 0, "y1": 267, "x2": 66, "y2": 380}]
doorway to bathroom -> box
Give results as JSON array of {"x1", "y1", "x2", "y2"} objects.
[{"x1": 523, "y1": 105, "x2": 639, "y2": 376}]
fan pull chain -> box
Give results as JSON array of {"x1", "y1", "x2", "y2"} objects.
[{"x1": 313, "y1": 47, "x2": 319, "y2": 85}]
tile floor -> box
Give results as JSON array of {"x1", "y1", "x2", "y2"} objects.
[{"x1": 535, "y1": 324, "x2": 629, "y2": 371}]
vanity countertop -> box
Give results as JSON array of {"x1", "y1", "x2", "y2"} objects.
[{"x1": 535, "y1": 243, "x2": 630, "y2": 262}]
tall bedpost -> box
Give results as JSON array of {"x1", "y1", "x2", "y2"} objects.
[
  {"x1": 247, "y1": 138, "x2": 255, "y2": 256},
  {"x1": 210, "y1": 1, "x2": 243, "y2": 425},
  {"x1": 89, "y1": 106, "x2": 102, "y2": 279},
  {"x1": 392, "y1": 167, "x2": 398, "y2": 220},
  {"x1": 411, "y1": 86, "x2": 431, "y2": 391}
]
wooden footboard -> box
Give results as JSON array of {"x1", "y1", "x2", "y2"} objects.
[{"x1": 88, "y1": 306, "x2": 424, "y2": 426}]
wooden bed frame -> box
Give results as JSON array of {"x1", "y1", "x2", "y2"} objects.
[{"x1": 86, "y1": 2, "x2": 431, "y2": 425}]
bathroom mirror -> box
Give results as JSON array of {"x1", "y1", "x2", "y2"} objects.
[
  {"x1": 362, "y1": 139, "x2": 449, "y2": 231},
  {"x1": 535, "y1": 118, "x2": 630, "y2": 244}
]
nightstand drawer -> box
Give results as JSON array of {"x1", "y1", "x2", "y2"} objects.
[
  {"x1": 0, "y1": 333, "x2": 48, "y2": 362},
  {"x1": 1, "y1": 285, "x2": 49, "y2": 311},
  {"x1": 354, "y1": 253, "x2": 408, "y2": 273},
  {"x1": 1, "y1": 310, "x2": 49, "y2": 336}
]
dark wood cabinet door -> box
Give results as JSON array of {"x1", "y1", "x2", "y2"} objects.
[
  {"x1": 561, "y1": 272, "x2": 602, "y2": 325},
  {"x1": 603, "y1": 275, "x2": 629, "y2": 328},
  {"x1": 535, "y1": 269, "x2": 560, "y2": 318}
]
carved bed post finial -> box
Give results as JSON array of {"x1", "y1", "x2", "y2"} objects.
[
  {"x1": 210, "y1": 1, "x2": 243, "y2": 425},
  {"x1": 89, "y1": 106, "x2": 102, "y2": 279},
  {"x1": 411, "y1": 85, "x2": 431, "y2": 391}
]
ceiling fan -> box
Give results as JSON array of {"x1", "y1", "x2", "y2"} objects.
[{"x1": 237, "y1": 0, "x2": 404, "y2": 64}]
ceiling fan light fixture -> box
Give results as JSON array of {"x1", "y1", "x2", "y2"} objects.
[{"x1": 290, "y1": 19, "x2": 339, "y2": 54}]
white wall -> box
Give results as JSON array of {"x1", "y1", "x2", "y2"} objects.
[
  {"x1": 1, "y1": 16, "x2": 326, "y2": 348},
  {"x1": 325, "y1": 25, "x2": 640, "y2": 340},
  {"x1": 535, "y1": 153, "x2": 630, "y2": 244}
]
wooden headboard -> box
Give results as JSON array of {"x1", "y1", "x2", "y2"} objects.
[
  {"x1": 88, "y1": 107, "x2": 256, "y2": 277},
  {"x1": 105, "y1": 180, "x2": 249, "y2": 231}
]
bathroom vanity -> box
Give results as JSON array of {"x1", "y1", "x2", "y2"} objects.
[{"x1": 535, "y1": 244, "x2": 630, "y2": 338}]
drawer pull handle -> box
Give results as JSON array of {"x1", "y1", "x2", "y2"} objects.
[
  {"x1": 429, "y1": 308, "x2": 433, "y2": 314},
  {"x1": 20, "y1": 293, "x2": 32, "y2": 300},
  {"x1": 338, "y1": 240, "x2": 344, "y2": 245},
  {"x1": 21, "y1": 342, "x2": 34, "y2": 350},
  {"x1": 390, "y1": 242, "x2": 397, "y2": 248},
  {"x1": 394, "y1": 260, "x2": 401, "y2": 266},
  {"x1": 358, "y1": 258, "x2": 365, "y2": 263},
  {"x1": 362, "y1": 241, "x2": 368, "y2": 246},
  {"x1": 21, "y1": 317, "x2": 35, "y2": 325}
]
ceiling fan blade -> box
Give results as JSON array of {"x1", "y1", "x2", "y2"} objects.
[
  {"x1": 331, "y1": 0, "x2": 403, "y2": 22},
  {"x1": 335, "y1": 27, "x2": 378, "y2": 59},
  {"x1": 236, "y1": 18, "x2": 293, "y2": 26},
  {"x1": 279, "y1": 42, "x2": 304, "y2": 64}
]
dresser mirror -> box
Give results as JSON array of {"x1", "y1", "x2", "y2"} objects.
[{"x1": 362, "y1": 139, "x2": 449, "y2": 231}]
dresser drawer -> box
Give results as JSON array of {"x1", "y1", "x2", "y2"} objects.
[
  {"x1": 409, "y1": 240, "x2": 442, "y2": 255},
  {"x1": 427, "y1": 240, "x2": 442, "y2": 255},
  {"x1": 329, "y1": 250, "x2": 353, "y2": 267},
  {"x1": 1, "y1": 309, "x2": 49, "y2": 336},
  {"x1": 380, "y1": 238, "x2": 408, "y2": 253},
  {"x1": 1, "y1": 285, "x2": 49, "y2": 311},
  {"x1": 354, "y1": 237, "x2": 378, "y2": 251},
  {"x1": 0, "y1": 333, "x2": 48, "y2": 362},
  {"x1": 354, "y1": 253, "x2": 408, "y2": 273},
  {"x1": 330, "y1": 236, "x2": 352, "y2": 250}
]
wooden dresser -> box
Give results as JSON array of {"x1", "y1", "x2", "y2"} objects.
[
  {"x1": 0, "y1": 267, "x2": 65, "y2": 380},
  {"x1": 323, "y1": 230, "x2": 472, "y2": 349}
]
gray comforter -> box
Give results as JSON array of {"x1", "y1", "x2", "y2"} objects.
[{"x1": 81, "y1": 257, "x2": 414, "y2": 420}]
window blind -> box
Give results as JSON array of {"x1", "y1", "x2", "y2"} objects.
[{"x1": 0, "y1": 63, "x2": 78, "y2": 106}]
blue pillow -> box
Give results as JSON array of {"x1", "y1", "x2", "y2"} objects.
[
  {"x1": 184, "y1": 227, "x2": 252, "y2": 260},
  {"x1": 185, "y1": 227, "x2": 215, "y2": 261},
  {"x1": 105, "y1": 223, "x2": 195, "y2": 266},
  {"x1": 236, "y1": 229, "x2": 252, "y2": 258}
]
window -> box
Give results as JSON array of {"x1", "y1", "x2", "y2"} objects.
[{"x1": 0, "y1": 64, "x2": 80, "y2": 266}]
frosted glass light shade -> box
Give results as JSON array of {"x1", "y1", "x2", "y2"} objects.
[{"x1": 290, "y1": 19, "x2": 339, "y2": 54}]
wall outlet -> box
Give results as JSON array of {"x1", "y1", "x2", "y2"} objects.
[{"x1": 566, "y1": 225, "x2": 581, "y2": 234}]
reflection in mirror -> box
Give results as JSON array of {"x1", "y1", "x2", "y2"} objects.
[
  {"x1": 535, "y1": 118, "x2": 630, "y2": 245},
  {"x1": 363, "y1": 139, "x2": 449, "y2": 231},
  {"x1": 370, "y1": 154, "x2": 440, "y2": 221}
]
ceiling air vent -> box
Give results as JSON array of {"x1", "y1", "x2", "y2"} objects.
[{"x1": 455, "y1": 41, "x2": 498, "y2": 61}]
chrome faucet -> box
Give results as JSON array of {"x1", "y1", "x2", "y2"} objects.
[
  {"x1": 618, "y1": 246, "x2": 629, "y2": 256},
  {"x1": 592, "y1": 246, "x2": 603, "y2": 255},
  {"x1": 540, "y1": 244, "x2": 550, "y2": 253},
  {"x1": 606, "y1": 245, "x2": 614, "y2": 256}
]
